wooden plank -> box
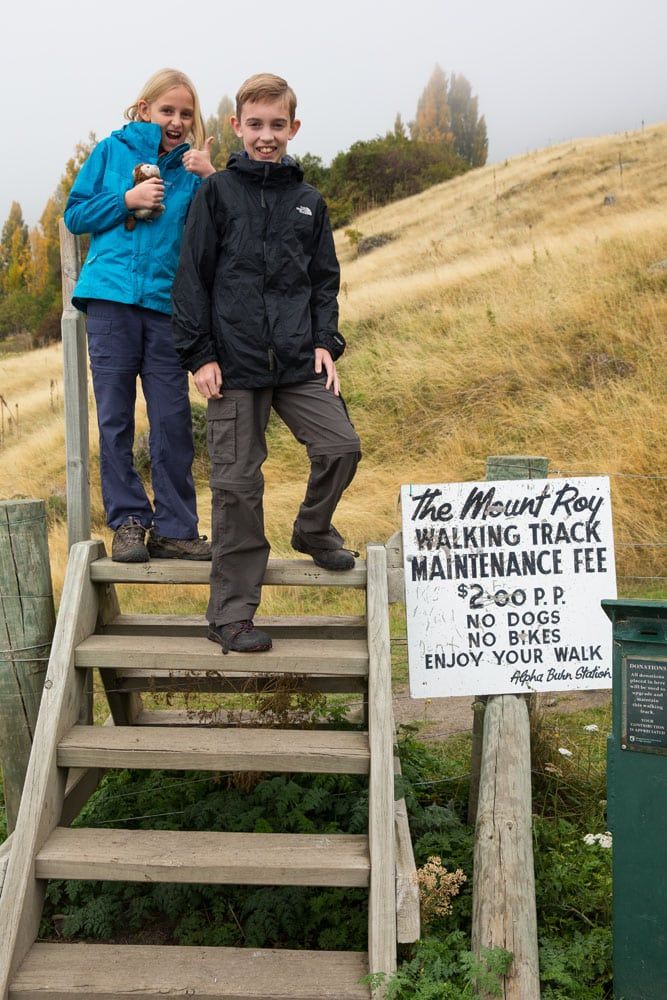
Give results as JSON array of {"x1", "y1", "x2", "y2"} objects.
[
  {"x1": 394, "y1": 757, "x2": 420, "y2": 944},
  {"x1": 95, "y1": 580, "x2": 143, "y2": 726},
  {"x1": 57, "y1": 725, "x2": 370, "y2": 774},
  {"x1": 0, "y1": 838, "x2": 10, "y2": 898},
  {"x1": 75, "y1": 635, "x2": 369, "y2": 676},
  {"x1": 1, "y1": 764, "x2": 103, "y2": 900},
  {"x1": 131, "y1": 708, "x2": 364, "y2": 729},
  {"x1": 385, "y1": 529, "x2": 405, "y2": 605},
  {"x1": 10, "y1": 943, "x2": 370, "y2": 998},
  {"x1": 59, "y1": 221, "x2": 90, "y2": 549},
  {"x1": 471, "y1": 695, "x2": 540, "y2": 999},
  {"x1": 99, "y1": 613, "x2": 367, "y2": 640},
  {"x1": 0, "y1": 540, "x2": 104, "y2": 996},
  {"x1": 0, "y1": 500, "x2": 56, "y2": 833},
  {"x1": 36, "y1": 828, "x2": 370, "y2": 886},
  {"x1": 467, "y1": 454, "x2": 548, "y2": 827},
  {"x1": 90, "y1": 557, "x2": 367, "y2": 588},
  {"x1": 366, "y1": 544, "x2": 397, "y2": 986},
  {"x1": 114, "y1": 672, "x2": 367, "y2": 695}
]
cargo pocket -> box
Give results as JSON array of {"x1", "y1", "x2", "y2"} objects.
[
  {"x1": 86, "y1": 317, "x2": 112, "y2": 364},
  {"x1": 207, "y1": 399, "x2": 237, "y2": 464}
]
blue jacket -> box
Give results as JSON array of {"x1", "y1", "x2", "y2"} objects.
[{"x1": 64, "y1": 122, "x2": 200, "y2": 315}]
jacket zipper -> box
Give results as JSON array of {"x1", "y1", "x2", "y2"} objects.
[{"x1": 261, "y1": 164, "x2": 274, "y2": 375}]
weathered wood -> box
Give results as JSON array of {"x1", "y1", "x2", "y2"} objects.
[
  {"x1": 472, "y1": 695, "x2": 540, "y2": 999},
  {"x1": 385, "y1": 529, "x2": 405, "y2": 604},
  {"x1": 469, "y1": 456, "x2": 545, "y2": 997},
  {"x1": 130, "y1": 707, "x2": 365, "y2": 729},
  {"x1": 36, "y1": 828, "x2": 370, "y2": 886},
  {"x1": 96, "y1": 582, "x2": 142, "y2": 725},
  {"x1": 366, "y1": 544, "x2": 396, "y2": 988},
  {"x1": 0, "y1": 838, "x2": 11, "y2": 898},
  {"x1": 76, "y1": 634, "x2": 369, "y2": 676},
  {"x1": 485, "y1": 455, "x2": 549, "y2": 482},
  {"x1": 0, "y1": 500, "x2": 56, "y2": 833},
  {"x1": 0, "y1": 540, "x2": 103, "y2": 997},
  {"x1": 59, "y1": 220, "x2": 90, "y2": 549},
  {"x1": 467, "y1": 455, "x2": 549, "y2": 827},
  {"x1": 10, "y1": 943, "x2": 370, "y2": 998},
  {"x1": 394, "y1": 758, "x2": 420, "y2": 944},
  {"x1": 57, "y1": 725, "x2": 370, "y2": 774},
  {"x1": 114, "y1": 671, "x2": 368, "y2": 695},
  {"x1": 0, "y1": 766, "x2": 102, "y2": 900},
  {"x1": 467, "y1": 697, "x2": 488, "y2": 826},
  {"x1": 99, "y1": 613, "x2": 367, "y2": 639},
  {"x1": 90, "y1": 556, "x2": 367, "y2": 587}
]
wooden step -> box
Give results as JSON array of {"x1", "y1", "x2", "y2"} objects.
[
  {"x1": 57, "y1": 725, "x2": 371, "y2": 774},
  {"x1": 75, "y1": 635, "x2": 369, "y2": 677},
  {"x1": 90, "y1": 556, "x2": 367, "y2": 588},
  {"x1": 132, "y1": 708, "x2": 365, "y2": 728},
  {"x1": 36, "y1": 828, "x2": 370, "y2": 886},
  {"x1": 113, "y1": 672, "x2": 367, "y2": 695},
  {"x1": 99, "y1": 613, "x2": 367, "y2": 640},
  {"x1": 11, "y1": 943, "x2": 370, "y2": 998}
]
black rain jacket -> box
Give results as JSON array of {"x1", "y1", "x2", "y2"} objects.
[{"x1": 171, "y1": 153, "x2": 345, "y2": 387}]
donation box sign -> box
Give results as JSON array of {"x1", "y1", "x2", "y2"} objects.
[{"x1": 401, "y1": 476, "x2": 616, "y2": 698}]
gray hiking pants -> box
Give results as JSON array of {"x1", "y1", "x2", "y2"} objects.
[{"x1": 206, "y1": 380, "x2": 361, "y2": 626}]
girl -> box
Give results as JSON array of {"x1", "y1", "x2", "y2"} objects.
[{"x1": 65, "y1": 68, "x2": 215, "y2": 563}]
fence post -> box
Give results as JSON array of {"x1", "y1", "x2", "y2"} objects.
[
  {"x1": 470, "y1": 455, "x2": 547, "y2": 999},
  {"x1": 59, "y1": 220, "x2": 90, "y2": 548},
  {"x1": 467, "y1": 455, "x2": 549, "y2": 825},
  {"x1": 0, "y1": 500, "x2": 55, "y2": 832}
]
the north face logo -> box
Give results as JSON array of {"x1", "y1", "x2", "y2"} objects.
[{"x1": 296, "y1": 205, "x2": 312, "y2": 216}]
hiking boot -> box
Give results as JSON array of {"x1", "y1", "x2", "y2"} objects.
[
  {"x1": 147, "y1": 530, "x2": 212, "y2": 561},
  {"x1": 208, "y1": 621, "x2": 273, "y2": 654},
  {"x1": 112, "y1": 517, "x2": 149, "y2": 563},
  {"x1": 291, "y1": 526, "x2": 359, "y2": 572}
]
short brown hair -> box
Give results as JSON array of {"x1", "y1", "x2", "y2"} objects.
[{"x1": 235, "y1": 73, "x2": 297, "y2": 122}]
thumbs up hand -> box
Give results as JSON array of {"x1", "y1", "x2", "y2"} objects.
[{"x1": 183, "y1": 137, "x2": 216, "y2": 178}]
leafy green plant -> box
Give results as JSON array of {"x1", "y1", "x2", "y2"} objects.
[{"x1": 365, "y1": 933, "x2": 512, "y2": 998}]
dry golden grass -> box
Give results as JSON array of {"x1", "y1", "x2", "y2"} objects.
[{"x1": 0, "y1": 122, "x2": 665, "y2": 610}]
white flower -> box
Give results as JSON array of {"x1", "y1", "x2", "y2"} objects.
[
  {"x1": 583, "y1": 832, "x2": 613, "y2": 848},
  {"x1": 558, "y1": 747, "x2": 573, "y2": 758},
  {"x1": 584, "y1": 724, "x2": 599, "y2": 733}
]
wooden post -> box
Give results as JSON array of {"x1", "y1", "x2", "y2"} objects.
[
  {"x1": 470, "y1": 455, "x2": 547, "y2": 999},
  {"x1": 59, "y1": 220, "x2": 90, "y2": 548},
  {"x1": 0, "y1": 500, "x2": 56, "y2": 833},
  {"x1": 366, "y1": 543, "x2": 397, "y2": 991},
  {"x1": 467, "y1": 455, "x2": 549, "y2": 825},
  {"x1": 472, "y1": 696, "x2": 541, "y2": 998}
]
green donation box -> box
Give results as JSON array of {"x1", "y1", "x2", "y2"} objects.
[{"x1": 604, "y1": 599, "x2": 667, "y2": 1000}]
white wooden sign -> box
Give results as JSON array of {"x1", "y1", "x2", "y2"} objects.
[{"x1": 401, "y1": 476, "x2": 616, "y2": 697}]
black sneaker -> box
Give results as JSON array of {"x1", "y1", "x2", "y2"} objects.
[
  {"x1": 147, "y1": 530, "x2": 212, "y2": 561},
  {"x1": 208, "y1": 621, "x2": 273, "y2": 654},
  {"x1": 112, "y1": 517, "x2": 149, "y2": 563},
  {"x1": 291, "y1": 527, "x2": 359, "y2": 571}
]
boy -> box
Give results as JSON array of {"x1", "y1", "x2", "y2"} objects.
[{"x1": 172, "y1": 73, "x2": 361, "y2": 654}]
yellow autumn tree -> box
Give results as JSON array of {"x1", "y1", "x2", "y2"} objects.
[
  {"x1": 411, "y1": 65, "x2": 452, "y2": 144},
  {"x1": 205, "y1": 96, "x2": 243, "y2": 171}
]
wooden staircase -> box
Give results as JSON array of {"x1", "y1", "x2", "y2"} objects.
[{"x1": 0, "y1": 540, "x2": 418, "y2": 998}]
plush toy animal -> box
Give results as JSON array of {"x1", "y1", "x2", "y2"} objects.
[{"x1": 125, "y1": 163, "x2": 165, "y2": 231}]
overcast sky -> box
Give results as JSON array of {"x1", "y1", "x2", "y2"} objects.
[{"x1": 3, "y1": 0, "x2": 665, "y2": 227}]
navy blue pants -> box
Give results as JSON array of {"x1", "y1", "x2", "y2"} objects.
[{"x1": 86, "y1": 300, "x2": 199, "y2": 538}]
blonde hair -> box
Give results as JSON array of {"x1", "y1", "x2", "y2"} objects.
[
  {"x1": 235, "y1": 73, "x2": 297, "y2": 122},
  {"x1": 125, "y1": 68, "x2": 206, "y2": 149}
]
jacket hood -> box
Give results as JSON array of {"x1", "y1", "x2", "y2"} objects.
[
  {"x1": 226, "y1": 151, "x2": 304, "y2": 185},
  {"x1": 110, "y1": 122, "x2": 190, "y2": 168}
]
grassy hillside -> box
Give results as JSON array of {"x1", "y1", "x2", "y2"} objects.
[{"x1": 0, "y1": 123, "x2": 665, "y2": 611}]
